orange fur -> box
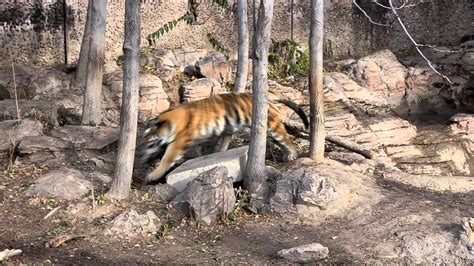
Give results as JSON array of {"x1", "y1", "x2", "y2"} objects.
[{"x1": 140, "y1": 92, "x2": 308, "y2": 184}]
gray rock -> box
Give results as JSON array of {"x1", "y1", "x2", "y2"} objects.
[
  {"x1": 17, "y1": 135, "x2": 72, "y2": 165},
  {"x1": 172, "y1": 47, "x2": 207, "y2": 71},
  {"x1": 0, "y1": 84, "x2": 10, "y2": 100},
  {"x1": 148, "y1": 183, "x2": 179, "y2": 202},
  {"x1": 0, "y1": 119, "x2": 43, "y2": 166},
  {"x1": 25, "y1": 168, "x2": 92, "y2": 200},
  {"x1": 0, "y1": 100, "x2": 59, "y2": 126},
  {"x1": 171, "y1": 166, "x2": 236, "y2": 225},
  {"x1": 0, "y1": 119, "x2": 43, "y2": 150},
  {"x1": 268, "y1": 162, "x2": 342, "y2": 213},
  {"x1": 166, "y1": 146, "x2": 248, "y2": 192},
  {"x1": 0, "y1": 65, "x2": 70, "y2": 100},
  {"x1": 461, "y1": 51, "x2": 474, "y2": 73},
  {"x1": 400, "y1": 231, "x2": 472, "y2": 264},
  {"x1": 104, "y1": 209, "x2": 160, "y2": 239},
  {"x1": 103, "y1": 71, "x2": 170, "y2": 123},
  {"x1": 277, "y1": 243, "x2": 329, "y2": 263},
  {"x1": 179, "y1": 78, "x2": 222, "y2": 103},
  {"x1": 195, "y1": 53, "x2": 230, "y2": 83},
  {"x1": 460, "y1": 217, "x2": 474, "y2": 253},
  {"x1": 50, "y1": 125, "x2": 119, "y2": 151}
]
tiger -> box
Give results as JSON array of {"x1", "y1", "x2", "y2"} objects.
[{"x1": 139, "y1": 91, "x2": 309, "y2": 184}]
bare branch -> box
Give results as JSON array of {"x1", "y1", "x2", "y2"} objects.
[
  {"x1": 352, "y1": 0, "x2": 390, "y2": 27},
  {"x1": 284, "y1": 120, "x2": 375, "y2": 159},
  {"x1": 387, "y1": 0, "x2": 453, "y2": 84},
  {"x1": 374, "y1": 0, "x2": 417, "y2": 10}
]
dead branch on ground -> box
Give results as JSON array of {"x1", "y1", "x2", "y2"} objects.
[{"x1": 284, "y1": 120, "x2": 376, "y2": 159}]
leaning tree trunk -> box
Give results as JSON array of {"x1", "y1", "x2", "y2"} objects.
[
  {"x1": 308, "y1": 0, "x2": 325, "y2": 161},
  {"x1": 233, "y1": 0, "x2": 249, "y2": 93},
  {"x1": 74, "y1": 0, "x2": 92, "y2": 88},
  {"x1": 107, "y1": 0, "x2": 141, "y2": 199},
  {"x1": 244, "y1": 0, "x2": 274, "y2": 201},
  {"x1": 80, "y1": 0, "x2": 107, "y2": 126}
]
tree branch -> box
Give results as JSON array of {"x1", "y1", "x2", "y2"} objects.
[
  {"x1": 387, "y1": 0, "x2": 452, "y2": 84},
  {"x1": 352, "y1": 0, "x2": 390, "y2": 27},
  {"x1": 284, "y1": 120, "x2": 375, "y2": 159}
]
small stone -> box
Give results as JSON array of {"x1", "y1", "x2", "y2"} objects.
[
  {"x1": 277, "y1": 243, "x2": 329, "y2": 263},
  {"x1": 104, "y1": 209, "x2": 160, "y2": 239}
]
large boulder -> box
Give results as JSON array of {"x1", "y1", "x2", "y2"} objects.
[
  {"x1": 172, "y1": 47, "x2": 208, "y2": 72},
  {"x1": 25, "y1": 168, "x2": 92, "y2": 200},
  {"x1": 460, "y1": 51, "x2": 474, "y2": 74},
  {"x1": 323, "y1": 72, "x2": 388, "y2": 108},
  {"x1": 171, "y1": 166, "x2": 236, "y2": 225},
  {"x1": 351, "y1": 49, "x2": 408, "y2": 108},
  {"x1": 17, "y1": 136, "x2": 72, "y2": 165},
  {"x1": 195, "y1": 53, "x2": 231, "y2": 83},
  {"x1": 138, "y1": 74, "x2": 171, "y2": 121},
  {"x1": 268, "y1": 163, "x2": 342, "y2": 213},
  {"x1": 265, "y1": 158, "x2": 377, "y2": 217},
  {"x1": 50, "y1": 125, "x2": 119, "y2": 151},
  {"x1": 0, "y1": 119, "x2": 43, "y2": 167},
  {"x1": 104, "y1": 71, "x2": 170, "y2": 122},
  {"x1": 403, "y1": 67, "x2": 448, "y2": 114},
  {"x1": 0, "y1": 65, "x2": 71, "y2": 100},
  {"x1": 385, "y1": 130, "x2": 473, "y2": 176},
  {"x1": 450, "y1": 113, "x2": 474, "y2": 142},
  {"x1": 166, "y1": 146, "x2": 248, "y2": 192},
  {"x1": 179, "y1": 78, "x2": 222, "y2": 103},
  {"x1": 0, "y1": 100, "x2": 59, "y2": 126}
]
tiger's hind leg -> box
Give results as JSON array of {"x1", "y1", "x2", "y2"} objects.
[{"x1": 145, "y1": 138, "x2": 191, "y2": 184}]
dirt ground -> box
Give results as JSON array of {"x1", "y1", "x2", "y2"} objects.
[{"x1": 1, "y1": 162, "x2": 473, "y2": 264}]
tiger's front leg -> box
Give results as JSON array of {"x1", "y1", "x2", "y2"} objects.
[{"x1": 145, "y1": 138, "x2": 190, "y2": 184}]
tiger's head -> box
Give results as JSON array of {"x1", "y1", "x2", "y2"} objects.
[{"x1": 140, "y1": 118, "x2": 172, "y2": 164}]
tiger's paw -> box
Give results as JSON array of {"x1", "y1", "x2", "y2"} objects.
[{"x1": 282, "y1": 153, "x2": 297, "y2": 162}]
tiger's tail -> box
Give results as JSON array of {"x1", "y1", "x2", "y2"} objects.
[{"x1": 269, "y1": 91, "x2": 309, "y2": 129}]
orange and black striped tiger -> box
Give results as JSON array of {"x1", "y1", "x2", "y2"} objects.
[{"x1": 140, "y1": 91, "x2": 309, "y2": 184}]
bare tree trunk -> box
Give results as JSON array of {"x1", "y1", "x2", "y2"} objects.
[
  {"x1": 216, "y1": 0, "x2": 250, "y2": 153},
  {"x1": 308, "y1": 0, "x2": 325, "y2": 161},
  {"x1": 75, "y1": 0, "x2": 92, "y2": 88},
  {"x1": 81, "y1": 0, "x2": 107, "y2": 126},
  {"x1": 107, "y1": 0, "x2": 141, "y2": 199},
  {"x1": 290, "y1": 0, "x2": 294, "y2": 40},
  {"x1": 244, "y1": 0, "x2": 274, "y2": 200},
  {"x1": 234, "y1": 0, "x2": 249, "y2": 93}
]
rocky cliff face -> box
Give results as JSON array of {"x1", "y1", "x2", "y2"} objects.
[{"x1": 1, "y1": 0, "x2": 473, "y2": 66}]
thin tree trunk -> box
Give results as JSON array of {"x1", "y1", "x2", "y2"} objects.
[
  {"x1": 75, "y1": 0, "x2": 92, "y2": 88},
  {"x1": 216, "y1": 0, "x2": 250, "y2": 153},
  {"x1": 234, "y1": 0, "x2": 249, "y2": 93},
  {"x1": 308, "y1": 0, "x2": 325, "y2": 161},
  {"x1": 107, "y1": 0, "x2": 141, "y2": 199},
  {"x1": 81, "y1": 0, "x2": 107, "y2": 126},
  {"x1": 244, "y1": 0, "x2": 274, "y2": 200},
  {"x1": 290, "y1": 0, "x2": 294, "y2": 40}
]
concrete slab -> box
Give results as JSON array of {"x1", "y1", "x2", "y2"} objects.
[{"x1": 166, "y1": 146, "x2": 248, "y2": 192}]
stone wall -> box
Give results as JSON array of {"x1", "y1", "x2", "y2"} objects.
[{"x1": 0, "y1": 0, "x2": 473, "y2": 67}]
